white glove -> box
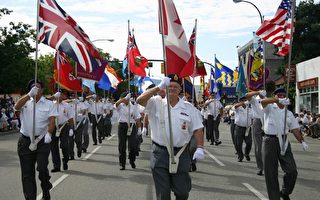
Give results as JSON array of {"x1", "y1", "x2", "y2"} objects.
[
  {"x1": 103, "y1": 113, "x2": 106, "y2": 117},
  {"x1": 158, "y1": 77, "x2": 171, "y2": 90},
  {"x1": 69, "y1": 129, "x2": 74, "y2": 137},
  {"x1": 79, "y1": 97, "x2": 84, "y2": 101},
  {"x1": 259, "y1": 90, "x2": 267, "y2": 97},
  {"x1": 137, "y1": 129, "x2": 142, "y2": 136},
  {"x1": 53, "y1": 92, "x2": 61, "y2": 99},
  {"x1": 244, "y1": 101, "x2": 249, "y2": 106},
  {"x1": 28, "y1": 86, "x2": 39, "y2": 97},
  {"x1": 125, "y1": 93, "x2": 131, "y2": 100},
  {"x1": 279, "y1": 98, "x2": 290, "y2": 106},
  {"x1": 90, "y1": 123, "x2": 93, "y2": 126},
  {"x1": 44, "y1": 132, "x2": 52, "y2": 143},
  {"x1": 192, "y1": 147, "x2": 205, "y2": 161},
  {"x1": 301, "y1": 141, "x2": 309, "y2": 151},
  {"x1": 92, "y1": 94, "x2": 96, "y2": 99},
  {"x1": 74, "y1": 99, "x2": 79, "y2": 104},
  {"x1": 141, "y1": 127, "x2": 147, "y2": 136}
]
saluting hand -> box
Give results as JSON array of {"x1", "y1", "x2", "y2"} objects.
[
  {"x1": 158, "y1": 77, "x2": 171, "y2": 90},
  {"x1": 28, "y1": 86, "x2": 39, "y2": 97}
]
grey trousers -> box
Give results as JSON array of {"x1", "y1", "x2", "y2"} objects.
[
  {"x1": 262, "y1": 136, "x2": 297, "y2": 200},
  {"x1": 252, "y1": 118, "x2": 264, "y2": 171},
  {"x1": 230, "y1": 119, "x2": 236, "y2": 149},
  {"x1": 151, "y1": 143, "x2": 191, "y2": 200},
  {"x1": 207, "y1": 115, "x2": 221, "y2": 143}
]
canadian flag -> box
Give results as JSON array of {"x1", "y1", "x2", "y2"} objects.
[{"x1": 159, "y1": 0, "x2": 191, "y2": 75}]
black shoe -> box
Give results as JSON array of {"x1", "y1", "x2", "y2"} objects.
[
  {"x1": 215, "y1": 141, "x2": 222, "y2": 146},
  {"x1": 93, "y1": 143, "x2": 97, "y2": 145},
  {"x1": 280, "y1": 191, "x2": 290, "y2": 200},
  {"x1": 210, "y1": 142, "x2": 214, "y2": 145},
  {"x1": 51, "y1": 168, "x2": 61, "y2": 173},
  {"x1": 42, "y1": 190, "x2": 50, "y2": 200},
  {"x1": 257, "y1": 170, "x2": 263, "y2": 176},
  {"x1": 120, "y1": 166, "x2": 126, "y2": 170},
  {"x1": 237, "y1": 157, "x2": 243, "y2": 162},
  {"x1": 77, "y1": 151, "x2": 82, "y2": 158},
  {"x1": 69, "y1": 156, "x2": 75, "y2": 160},
  {"x1": 98, "y1": 138, "x2": 102, "y2": 144},
  {"x1": 245, "y1": 155, "x2": 250, "y2": 161},
  {"x1": 63, "y1": 163, "x2": 68, "y2": 170},
  {"x1": 191, "y1": 163, "x2": 197, "y2": 172},
  {"x1": 82, "y1": 148, "x2": 87, "y2": 153},
  {"x1": 130, "y1": 161, "x2": 136, "y2": 169}
]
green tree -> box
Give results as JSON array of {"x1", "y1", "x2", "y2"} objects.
[{"x1": 0, "y1": 8, "x2": 36, "y2": 94}]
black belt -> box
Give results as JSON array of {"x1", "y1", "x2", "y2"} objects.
[
  {"x1": 21, "y1": 134, "x2": 41, "y2": 140},
  {"x1": 265, "y1": 134, "x2": 277, "y2": 138},
  {"x1": 152, "y1": 141, "x2": 183, "y2": 150}
]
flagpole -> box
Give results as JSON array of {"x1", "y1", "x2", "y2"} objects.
[
  {"x1": 56, "y1": 51, "x2": 61, "y2": 137},
  {"x1": 262, "y1": 31, "x2": 266, "y2": 89},
  {"x1": 158, "y1": 0, "x2": 175, "y2": 165},
  {"x1": 74, "y1": 63, "x2": 78, "y2": 129},
  {"x1": 282, "y1": 0, "x2": 296, "y2": 154},
  {"x1": 127, "y1": 20, "x2": 131, "y2": 134},
  {"x1": 191, "y1": 19, "x2": 198, "y2": 105},
  {"x1": 31, "y1": 0, "x2": 41, "y2": 147}
]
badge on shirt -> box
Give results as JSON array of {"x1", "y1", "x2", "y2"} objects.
[{"x1": 181, "y1": 122, "x2": 187, "y2": 130}]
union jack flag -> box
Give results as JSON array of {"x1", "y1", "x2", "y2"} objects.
[{"x1": 38, "y1": 0, "x2": 103, "y2": 73}]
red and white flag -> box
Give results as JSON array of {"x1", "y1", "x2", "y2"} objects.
[
  {"x1": 180, "y1": 23, "x2": 196, "y2": 78},
  {"x1": 256, "y1": 0, "x2": 294, "y2": 56},
  {"x1": 159, "y1": 0, "x2": 191, "y2": 75}
]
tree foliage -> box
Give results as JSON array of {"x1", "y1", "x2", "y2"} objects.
[{"x1": 0, "y1": 8, "x2": 36, "y2": 94}]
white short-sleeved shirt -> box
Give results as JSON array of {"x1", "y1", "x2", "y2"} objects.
[
  {"x1": 88, "y1": 100, "x2": 104, "y2": 115},
  {"x1": 201, "y1": 108, "x2": 209, "y2": 119},
  {"x1": 234, "y1": 106, "x2": 253, "y2": 127},
  {"x1": 19, "y1": 97, "x2": 58, "y2": 137},
  {"x1": 55, "y1": 101, "x2": 74, "y2": 125},
  {"x1": 103, "y1": 102, "x2": 114, "y2": 114},
  {"x1": 144, "y1": 96, "x2": 203, "y2": 147},
  {"x1": 206, "y1": 99, "x2": 223, "y2": 119},
  {"x1": 115, "y1": 102, "x2": 141, "y2": 123},
  {"x1": 75, "y1": 101, "x2": 89, "y2": 122},
  {"x1": 263, "y1": 103, "x2": 299, "y2": 135},
  {"x1": 249, "y1": 96, "x2": 264, "y2": 120}
]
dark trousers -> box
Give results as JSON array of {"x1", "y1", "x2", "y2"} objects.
[
  {"x1": 97, "y1": 115, "x2": 104, "y2": 140},
  {"x1": 51, "y1": 125, "x2": 69, "y2": 169},
  {"x1": 81, "y1": 119, "x2": 89, "y2": 150},
  {"x1": 118, "y1": 122, "x2": 138, "y2": 167},
  {"x1": 252, "y1": 118, "x2": 264, "y2": 171},
  {"x1": 230, "y1": 119, "x2": 236, "y2": 150},
  {"x1": 151, "y1": 143, "x2": 191, "y2": 200},
  {"x1": 203, "y1": 119, "x2": 209, "y2": 141},
  {"x1": 263, "y1": 137, "x2": 297, "y2": 200},
  {"x1": 69, "y1": 120, "x2": 84, "y2": 157},
  {"x1": 18, "y1": 135, "x2": 52, "y2": 200},
  {"x1": 235, "y1": 125, "x2": 252, "y2": 159},
  {"x1": 207, "y1": 115, "x2": 221, "y2": 143},
  {"x1": 104, "y1": 119, "x2": 112, "y2": 137},
  {"x1": 89, "y1": 113, "x2": 97, "y2": 144}
]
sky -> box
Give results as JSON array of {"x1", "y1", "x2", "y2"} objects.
[{"x1": 1, "y1": 0, "x2": 318, "y2": 84}]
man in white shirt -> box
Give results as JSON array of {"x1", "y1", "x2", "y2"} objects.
[
  {"x1": 234, "y1": 96, "x2": 253, "y2": 162},
  {"x1": 204, "y1": 92, "x2": 223, "y2": 145},
  {"x1": 15, "y1": 79, "x2": 58, "y2": 200},
  {"x1": 261, "y1": 88, "x2": 309, "y2": 200},
  {"x1": 136, "y1": 75, "x2": 204, "y2": 200},
  {"x1": 50, "y1": 89, "x2": 74, "y2": 172},
  {"x1": 115, "y1": 92, "x2": 142, "y2": 170}
]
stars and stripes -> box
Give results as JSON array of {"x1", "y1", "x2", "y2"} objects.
[{"x1": 256, "y1": 0, "x2": 294, "y2": 56}]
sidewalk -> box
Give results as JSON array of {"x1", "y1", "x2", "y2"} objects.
[{"x1": 0, "y1": 129, "x2": 19, "y2": 135}]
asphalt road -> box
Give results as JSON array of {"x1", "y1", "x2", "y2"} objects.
[{"x1": 0, "y1": 123, "x2": 319, "y2": 200}]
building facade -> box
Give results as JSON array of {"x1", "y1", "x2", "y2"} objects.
[{"x1": 295, "y1": 56, "x2": 320, "y2": 114}]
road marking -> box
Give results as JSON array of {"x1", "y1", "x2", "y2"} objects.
[
  {"x1": 107, "y1": 134, "x2": 115, "y2": 140},
  {"x1": 203, "y1": 149, "x2": 225, "y2": 166},
  {"x1": 36, "y1": 174, "x2": 69, "y2": 200},
  {"x1": 242, "y1": 183, "x2": 268, "y2": 200},
  {"x1": 82, "y1": 146, "x2": 101, "y2": 161}
]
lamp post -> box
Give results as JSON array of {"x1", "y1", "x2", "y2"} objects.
[
  {"x1": 233, "y1": 0, "x2": 263, "y2": 24},
  {"x1": 233, "y1": 0, "x2": 267, "y2": 89}
]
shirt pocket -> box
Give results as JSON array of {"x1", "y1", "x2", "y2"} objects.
[
  {"x1": 38, "y1": 107, "x2": 49, "y2": 119},
  {"x1": 179, "y1": 114, "x2": 191, "y2": 134}
]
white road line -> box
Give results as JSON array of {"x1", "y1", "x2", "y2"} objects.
[
  {"x1": 242, "y1": 183, "x2": 268, "y2": 200},
  {"x1": 36, "y1": 174, "x2": 69, "y2": 200},
  {"x1": 82, "y1": 146, "x2": 101, "y2": 161},
  {"x1": 107, "y1": 134, "x2": 115, "y2": 140},
  {"x1": 203, "y1": 149, "x2": 225, "y2": 166}
]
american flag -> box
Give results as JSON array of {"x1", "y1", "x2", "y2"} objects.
[
  {"x1": 256, "y1": 0, "x2": 294, "y2": 56},
  {"x1": 39, "y1": 0, "x2": 102, "y2": 72}
]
